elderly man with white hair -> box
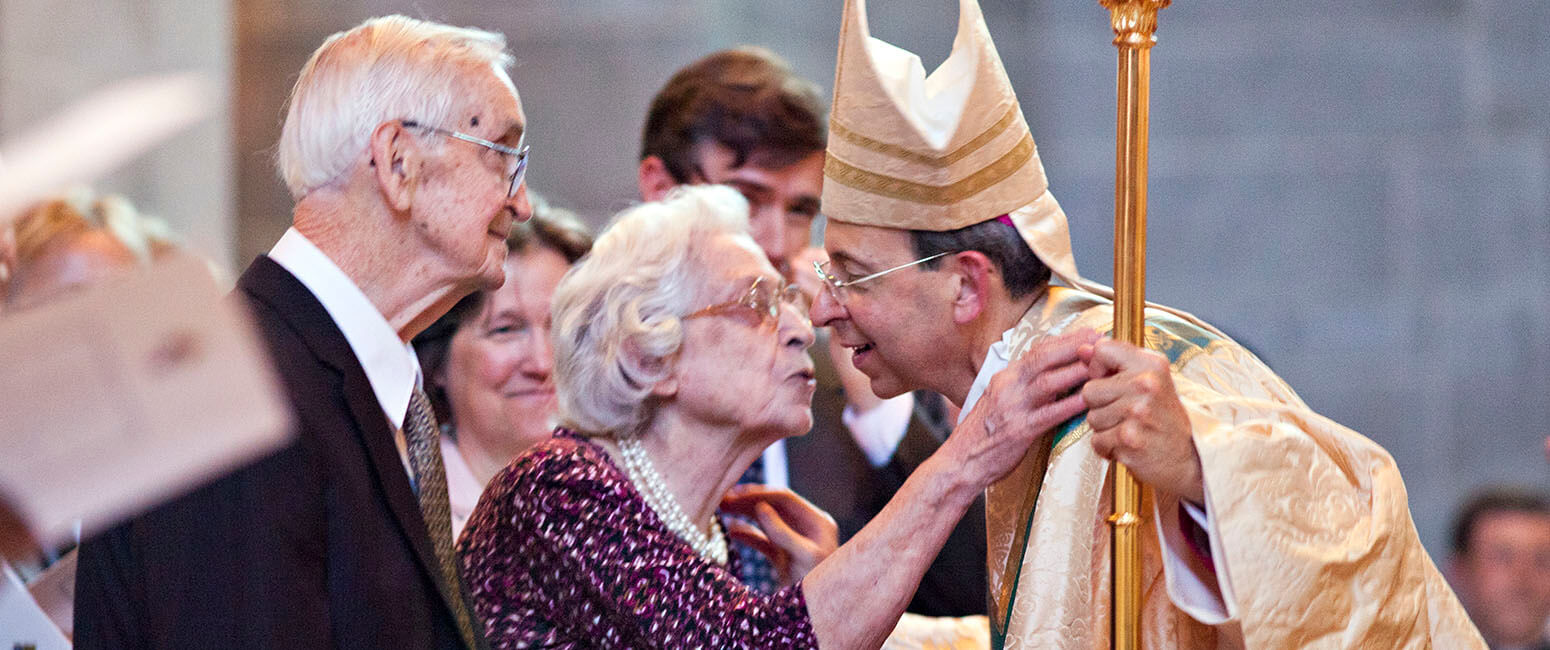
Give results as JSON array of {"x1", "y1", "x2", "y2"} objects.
[{"x1": 73, "y1": 16, "x2": 528, "y2": 649}]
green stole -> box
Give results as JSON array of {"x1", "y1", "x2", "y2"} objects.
[{"x1": 988, "y1": 314, "x2": 1223, "y2": 649}]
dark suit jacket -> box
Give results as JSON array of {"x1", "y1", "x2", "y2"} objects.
[
  {"x1": 73, "y1": 257, "x2": 480, "y2": 649},
  {"x1": 785, "y1": 331, "x2": 987, "y2": 617}
]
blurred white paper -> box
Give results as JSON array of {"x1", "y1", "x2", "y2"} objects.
[
  {"x1": 0, "y1": 72, "x2": 211, "y2": 222},
  {"x1": 26, "y1": 549, "x2": 76, "y2": 639},
  {"x1": 0, "y1": 253, "x2": 292, "y2": 546},
  {"x1": 1, "y1": 561, "x2": 69, "y2": 650}
]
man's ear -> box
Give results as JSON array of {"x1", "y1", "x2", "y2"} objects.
[
  {"x1": 637, "y1": 156, "x2": 679, "y2": 201},
  {"x1": 369, "y1": 121, "x2": 417, "y2": 212},
  {"x1": 949, "y1": 251, "x2": 994, "y2": 325}
]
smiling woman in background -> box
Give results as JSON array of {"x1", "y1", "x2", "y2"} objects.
[{"x1": 414, "y1": 192, "x2": 592, "y2": 536}]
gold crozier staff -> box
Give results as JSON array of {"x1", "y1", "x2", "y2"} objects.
[{"x1": 1099, "y1": 1, "x2": 1169, "y2": 648}]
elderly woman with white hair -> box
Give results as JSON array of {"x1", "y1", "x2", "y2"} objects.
[{"x1": 458, "y1": 185, "x2": 1094, "y2": 649}]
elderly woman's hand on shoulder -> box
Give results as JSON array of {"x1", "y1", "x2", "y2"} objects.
[{"x1": 950, "y1": 328, "x2": 1101, "y2": 483}]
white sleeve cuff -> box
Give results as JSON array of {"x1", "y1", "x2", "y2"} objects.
[
  {"x1": 1154, "y1": 481, "x2": 1237, "y2": 625},
  {"x1": 1182, "y1": 499, "x2": 1209, "y2": 529},
  {"x1": 841, "y1": 392, "x2": 915, "y2": 468}
]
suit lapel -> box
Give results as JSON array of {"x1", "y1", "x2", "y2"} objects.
[
  {"x1": 237, "y1": 257, "x2": 472, "y2": 643},
  {"x1": 336, "y1": 369, "x2": 459, "y2": 606}
]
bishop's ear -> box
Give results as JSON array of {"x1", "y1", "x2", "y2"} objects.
[
  {"x1": 369, "y1": 121, "x2": 417, "y2": 212},
  {"x1": 949, "y1": 250, "x2": 994, "y2": 325}
]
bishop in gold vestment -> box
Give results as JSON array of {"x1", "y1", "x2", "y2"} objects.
[
  {"x1": 813, "y1": 0, "x2": 1485, "y2": 648},
  {"x1": 978, "y1": 287, "x2": 1482, "y2": 648}
]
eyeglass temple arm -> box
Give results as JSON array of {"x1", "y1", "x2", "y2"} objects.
[{"x1": 835, "y1": 251, "x2": 952, "y2": 288}]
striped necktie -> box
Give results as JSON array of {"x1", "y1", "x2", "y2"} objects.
[{"x1": 405, "y1": 388, "x2": 480, "y2": 648}]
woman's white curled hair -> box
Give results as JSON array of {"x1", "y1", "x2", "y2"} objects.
[
  {"x1": 550, "y1": 185, "x2": 752, "y2": 438},
  {"x1": 276, "y1": 15, "x2": 513, "y2": 199}
]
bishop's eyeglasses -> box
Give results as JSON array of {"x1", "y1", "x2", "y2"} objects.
[{"x1": 812, "y1": 251, "x2": 951, "y2": 304}]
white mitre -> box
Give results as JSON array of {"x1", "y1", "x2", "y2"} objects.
[
  {"x1": 824, "y1": 0, "x2": 1226, "y2": 334},
  {"x1": 823, "y1": 0, "x2": 1087, "y2": 291}
]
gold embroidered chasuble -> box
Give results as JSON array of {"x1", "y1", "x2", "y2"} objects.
[{"x1": 986, "y1": 286, "x2": 1483, "y2": 649}]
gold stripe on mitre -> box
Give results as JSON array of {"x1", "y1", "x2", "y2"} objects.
[
  {"x1": 829, "y1": 102, "x2": 1022, "y2": 170},
  {"x1": 824, "y1": 130, "x2": 1035, "y2": 206},
  {"x1": 822, "y1": 114, "x2": 1049, "y2": 233}
]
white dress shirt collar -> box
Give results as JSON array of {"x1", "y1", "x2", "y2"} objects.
[
  {"x1": 959, "y1": 291, "x2": 1058, "y2": 423},
  {"x1": 841, "y1": 393, "x2": 916, "y2": 468},
  {"x1": 960, "y1": 328, "x2": 1018, "y2": 424},
  {"x1": 268, "y1": 227, "x2": 420, "y2": 429}
]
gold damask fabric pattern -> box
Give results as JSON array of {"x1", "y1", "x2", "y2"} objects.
[
  {"x1": 883, "y1": 613, "x2": 990, "y2": 650},
  {"x1": 988, "y1": 287, "x2": 1484, "y2": 649}
]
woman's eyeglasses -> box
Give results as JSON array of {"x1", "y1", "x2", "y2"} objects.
[{"x1": 684, "y1": 277, "x2": 809, "y2": 326}]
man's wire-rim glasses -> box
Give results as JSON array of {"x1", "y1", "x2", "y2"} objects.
[
  {"x1": 812, "y1": 251, "x2": 951, "y2": 303},
  {"x1": 401, "y1": 119, "x2": 529, "y2": 198}
]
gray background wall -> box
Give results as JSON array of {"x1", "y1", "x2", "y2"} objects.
[{"x1": 7, "y1": 0, "x2": 1548, "y2": 562}]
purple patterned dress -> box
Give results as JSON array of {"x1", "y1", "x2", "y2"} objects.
[{"x1": 457, "y1": 430, "x2": 819, "y2": 649}]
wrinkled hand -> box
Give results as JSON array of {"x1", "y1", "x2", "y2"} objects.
[
  {"x1": 949, "y1": 328, "x2": 1100, "y2": 487},
  {"x1": 721, "y1": 484, "x2": 838, "y2": 586},
  {"x1": 1080, "y1": 338, "x2": 1205, "y2": 503}
]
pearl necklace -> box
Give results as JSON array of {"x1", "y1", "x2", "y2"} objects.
[{"x1": 615, "y1": 436, "x2": 729, "y2": 565}]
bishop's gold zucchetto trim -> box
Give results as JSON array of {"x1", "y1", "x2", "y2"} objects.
[{"x1": 822, "y1": 0, "x2": 1087, "y2": 288}]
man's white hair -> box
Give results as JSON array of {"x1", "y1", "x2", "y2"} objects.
[
  {"x1": 551, "y1": 185, "x2": 753, "y2": 439},
  {"x1": 276, "y1": 15, "x2": 513, "y2": 199}
]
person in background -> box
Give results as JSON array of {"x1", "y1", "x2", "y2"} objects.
[
  {"x1": 1, "y1": 190, "x2": 173, "y2": 311},
  {"x1": 637, "y1": 45, "x2": 983, "y2": 615},
  {"x1": 73, "y1": 15, "x2": 529, "y2": 648},
  {"x1": 415, "y1": 193, "x2": 592, "y2": 537},
  {"x1": 1, "y1": 190, "x2": 182, "y2": 640},
  {"x1": 1450, "y1": 488, "x2": 1550, "y2": 650},
  {"x1": 459, "y1": 185, "x2": 1087, "y2": 649}
]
